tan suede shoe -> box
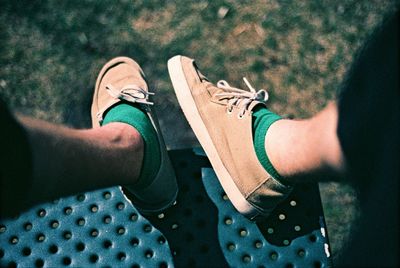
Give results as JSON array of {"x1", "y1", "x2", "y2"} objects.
[
  {"x1": 168, "y1": 55, "x2": 292, "y2": 220},
  {"x1": 92, "y1": 56, "x2": 178, "y2": 214}
]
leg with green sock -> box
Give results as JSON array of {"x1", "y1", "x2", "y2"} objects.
[
  {"x1": 91, "y1": 56, "x2": 177, "y2": 214},
  {"x1": 263, "y1": 102, "x2": 345, "y2": 183},
  {"x1": 168, "y1": 55, "x2": 344, "y2": 219},
  {"x1": 102, "y1": 103, "x2": 160, "y2": 189},
  {"x1": 252, "y1": 105, "x2": 286, "y2": 184}
]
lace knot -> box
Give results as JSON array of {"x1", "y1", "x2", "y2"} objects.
[{"x1": 215, "y1": 77, "x2": 269, "y2": 117}]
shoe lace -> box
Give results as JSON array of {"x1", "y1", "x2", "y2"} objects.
[
  {"x1": 215, "y1": 77, "x2": 269, "y2": 117},
  {"x1": 96, "y1": 84, "x2": 154, "y2": 122}
]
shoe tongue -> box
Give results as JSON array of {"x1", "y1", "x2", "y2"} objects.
[
  {"x1": 248, "y1": 100, "x2": 266, "y2": 112},
  {"x1": 105, "y1": 63, "x2": 148, "y2": 91}
]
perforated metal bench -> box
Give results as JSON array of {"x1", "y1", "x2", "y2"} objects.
[{"x1": 0, "y1": 148, "x2": 332, "y2": 267}]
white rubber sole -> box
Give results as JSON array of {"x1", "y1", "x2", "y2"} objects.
[{"x1": 167, "y1": 55, "x2": 259, "y2": 219}]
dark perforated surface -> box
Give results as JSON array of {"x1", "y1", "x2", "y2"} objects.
[
  {"x1": 203, "y1": 168, "x2": 331, "y2": 267},
  {"x1": 0, "y1": 148, "x2": 331, "y2": 267},
  {"x1": 0, "y1": 188, "x2": 173, "y2": 268}
]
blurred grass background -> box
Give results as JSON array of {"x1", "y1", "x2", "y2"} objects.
[{"x1": 1, "y1": 0, "x2": 398, "y2": 264}]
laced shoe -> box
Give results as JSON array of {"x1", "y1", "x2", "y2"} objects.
[
  {"x1": 91, "y1": 56, "x2": 178, "y2": 214},
  {"x1": 168, "y1": 55, "x2": 292, "y2": 220}
]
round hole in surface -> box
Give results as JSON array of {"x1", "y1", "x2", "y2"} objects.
[
  {"x1": 144, "y1": 249, "x2": 154, "y2": 258},
  {"x1": 103, "y1": 240, "x2": 112, "y2": 249},
  {"x1": 64, "y1": 207, "x2": 73, "y2": 215},
  {"x1": 269, "y1": 251, "x2": 278, "y2": 261},
  {"x1": 0, "y1": 225, "x2": 6, "y2": 233},
  {"x1": 290, "y1": 200, "x2": 297, "y2": 206},
  {"x1": 309, "y1": 234, "x2": 317, "y2": 242},
  {"x1": 157, "y1": 236, "x2": 166, "y2": 244},
  {"x1": 159, "y1": 261, "x2": 168, "y2": 268},
  {"x1": 22, "y1": 247, "x2": 31, "y2": 256},
  {"x1": 242, "y1": 254, "x2": 251, "y2": 263},
  {"x1": 117, "y1": 252, "x2": 126, "y2": 261},
  {"x1": 294, "y1": 225, "x2": 301, "y2": 232},
  {"x1": 267, "y1": 227, "x2": 274, "y2": 234},
  {"x1": 283, "y1": 239, "x2": 291, "y2": 246},
  {"x1": 157, "y1": 213, "x2": 165, "y2": 219},
  {"x1": 50, "y1": 220, "x2": 59, "y2": 229},
  {"x1": 171, "y1": 223, "x2": 179, "y2": 230},
  {"x1": 103, "y1": 191, "x2": 112, "y2": 199},
  {"x1": 37, "y1": 209, "x2": 46, "y2": 217},
  {"x1": 227, "y1": 243, "x2": 236, "y2": 251},
  {"x1": 62, "y1": 257, "x2": 72, "y2": 266},
  {"x1": 117, "y1": 226, "x2": 126, "y2": 235},
  {"x1": 9, "y1": 236, "x2": 18, "y2": 244},
  {"x1": 130, "y1": 213, "x2": 138, "y2": 222},
  {"x1": 103, "y1": 215, "x2": 112, "y2": 224},
  {"x1": 222, "y1": 193, "x2": 229, "y2": 201},
  {"x1": 76, "y1": 218, "x2": 85, "y2": 226},
  {"x1": 116, "y1": 202, "x2": 125, "y2": 210},
  {"x1": 90, "y1": 204, "x2": 99, "y2": 213},
  {"x1": 76, "y1": 194, "x2": 85, "y2": 202},
  {"x1": 63, "y1": 231, "x2": 72, "y2": 240},
  {"x1": 49, "y1": 245, "x2": 58, "y2": 254},
  {"x1": 143, "y1": 224, "x2": 152, "y2": 232},
  {"x1": 239, "y1": 229, "x2": 248, "y2": 237},
  {"x1": 76, "y1": 242, "x2": 85, "y2": 252},
  {"x1": 131, "y1": 238, "x2": 140, "y2": 247},
  {"x1": 254, "y1": 240, "x2": 263, "y2": 249},
  {"x1": 224, "y1": 217, "x2": 233, "y2": 225},
  {"x1": 90, "y1": 229, "x2": 99, "y2": 237},
  {"x1": 314, "y1": 261, "x2": 322, "y2": 268},
  {"x1": 297, "y1": 249, "x2": 306, "y2": 257},
  {"x1": 278, "y1": 214, "x2": 286, "y2": 220},
  {"x1": 37, "y1": 233, "x2": 45, "y2": 242},
  {"x1": 89, "y1": 254, "x2": 99, "y2": 263},
  {"x1": 24, "y1": 222, "x2": 33, "y2": 231},
  {"x1": 35, "y1": 259, "x2": 44, "y2": 267}
]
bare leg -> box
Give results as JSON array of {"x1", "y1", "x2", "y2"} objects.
[
  {"x1": 265, "y1": 102, "x2": 345, "y2": 183},
  {"x1": 17, "y1": 116, "x2": 144, "y2": 206}
]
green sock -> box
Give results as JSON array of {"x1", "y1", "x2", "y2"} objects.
[
  {"x1": 252, "y1": 105, "x2": 285, "y2": 183},
  {"x1": 102, "y1": 103, "x2": 160, "y2": 188}
]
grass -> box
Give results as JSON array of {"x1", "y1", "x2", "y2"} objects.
[{"x1": 1, "y1": 0, "x2": 398, "y2": 264}]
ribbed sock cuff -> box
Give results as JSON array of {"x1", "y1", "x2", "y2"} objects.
[
  {"x1": 252, "y1": 105, "x2": 283, "y2": 182},
  {"x1": 102, "y1": 103, "x2": 160, "y2": 188}
]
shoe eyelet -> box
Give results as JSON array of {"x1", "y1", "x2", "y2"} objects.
[
  {"x1": 237, "y1": 114, "x2": 244, "y2": 119},
  {"x1": 227, "y1": 107, "x2": 233, "y2": 114}
]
